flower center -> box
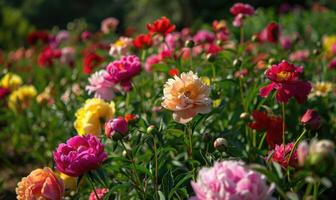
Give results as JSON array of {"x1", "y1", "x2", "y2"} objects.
[
  {"x1": 276, "y1": 71, "x2": 292, "y2": 81},
  {"x1": 114, "y1": 40, "x2": 125, "y2": 47}
]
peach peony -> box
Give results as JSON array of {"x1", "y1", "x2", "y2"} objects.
[
  {"x1": 16, "y1": 167, "x2": 64, "y2": 200},
  {"x1": 162, "y1": 71, "x2": 212, "y2": 123}
]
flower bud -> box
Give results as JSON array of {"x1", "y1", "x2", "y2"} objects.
[
  {"x1": 251, "y1": 34, "x2": 258, "y2": 42},
  {"x1": 185, "y1": 40, "x2": 195, "y2": 48},
  {"x1": 268, "y1": 58, "x2": 276, "y2": 65},
  {"x1": 147, "y1": 125, "x2": 157, "y2": 135},
  {"x1": 240, "y1": 112, "x2": 250, "y2": 119},
  {"x1": 214, "y1": 138, "x2": 228, "y2": 151},
  {"x1": 297, "y1": 141, "x2": 309, "y2": 166},
  {"x1": 313, "y1": 49, "x2": 321, "y2": 56},
  {"x1": 206, "y1": 53, "x2": 216, "y2": 62},
  {"x1": 233, "y1": 58, "x2": 242, "y2": 67},
  {"x1": 105, "y1": 117, "x2": 128, "y2": 140},
  {"x1": 216, "y1": 40, "x2": 223, "y2": 46},
  {"x1": 300, "y1": 109, "x2": 321, "y2": 130}
]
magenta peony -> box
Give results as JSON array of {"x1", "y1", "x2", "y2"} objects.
[
  {"x1": 104, "y1": 55, "x2": 141, "y2": 91},
  {"x1": 53, "y1": 135, "x2": 108, "y2": 177},
  {"x1": 191, "y1": 160, "x2": 274, "y2": 200},
  {"x1": 105, "y1": 117, "x2": 128, "y2": 139}
]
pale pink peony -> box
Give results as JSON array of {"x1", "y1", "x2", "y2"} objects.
[
  {"x1": 109, "y1": 37, "x2": 133, "y2": 57},
  {"x1": 162, "y1": 71, "x2": 212, "y2": 123},
  {"x1": 101, "y1": 17, "x2": 119, "y2": 33},
  {"x1": 86, "y1": 70, "x2": 117, "y2": 101},
  {"x1": 191, "y1": 160, "x2": 274, "y2": 200}
]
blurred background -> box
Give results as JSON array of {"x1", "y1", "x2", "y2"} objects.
[{"x1": 0, "y1": 0, "x2": 335, "y2": 49}]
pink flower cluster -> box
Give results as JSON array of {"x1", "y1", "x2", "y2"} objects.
[
  {"x1": 191, "y1": 160, "x2": 274, "y2": 200},
  {"x1": 104, "y1": 55, "x2": 142, "y2": 91},
  {"x1": 53, "y1": 135, "x2": 107, "y2": 177}
]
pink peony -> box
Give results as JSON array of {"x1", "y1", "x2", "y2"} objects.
[
  {"x1": 258, "y1": 23, "x2": 280, "y2": 43},
  {"x1": 328, "y1": 59, "x2": 336, "y2": 69},
  {"x1": 230, "y1": 3, "x2": 255, "y2": 27},
  {"x1": 193, "y1": 30, "x2": 215, "y2": 44},
  {"x1": 289, "y1": 50, "x2": 310, "y2": 62},
  {"x1": 89, "y1": 188, "x2": 109, "y2": 200},
  {"x1": 53, "y1": 135, "x2": 108, "y2": 177},
  {"x1": 61, "y1": 47, "x2": 76, "y2": 66},
  {"x1": 269, "y1": 143, "x2": 298, "y2": 168},
  {"x1": 259, "y1": 60, "x2": 312, "y2": 104},
  {"x1": 101, "y1": 17, "x2": 119, "y2": 34},
  {"x1": 191, "y1": 160, "x2": 274, "y2": 200},
  {"x1": 105, "y1": 117, "x2": 128, "y2": 139},
  {"x1": 300, "y1": 109, "x2": 321, "y2": 130},
  {"x1": 145, "y1": 54, "x2": 160, "y2": 72},
  {"x1": 104, "y1": 55, "x2": 142, "y2": 91},
  {"x1": 86, "y1": 70, "x2": 117, "y2": 101}
]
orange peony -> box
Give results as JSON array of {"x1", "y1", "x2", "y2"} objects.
[
  {"x1": 162, "y1": 71, "x2": 212, "y2": 123},
  {"x1": 16, "y1": 167, "x2": 64, "y2": 200}
]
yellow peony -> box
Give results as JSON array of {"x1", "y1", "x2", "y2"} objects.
[
  {"x1": 310, "y1": 82, "x2": 334, "y2": 97},
  {"x1": 74, "y1": 98, "x2": 115, "y2": 136},
  {"x1": 58, "y1": 172, "x2": 78, "y2": 191},
  {"x1": 8, "y1": 85, "x2": 37, "y2": 111},
  {"x1": 0, "y1": 73, "x2": 22, "y2": 91},
  {"x1": 322, "y1": 35, "x2": 336, "y2": 58}
]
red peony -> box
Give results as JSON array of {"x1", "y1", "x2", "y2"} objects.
[
  {"x1": 269, "y1": 143, "x2": 298, "y2": 168},
  {"x1": 133, "y1": 34, "x2": 153, "y2": 49},
  {"x1": 300, "y1": 109, "x2": 321, "y2": 130},
  {"x1": 249, "y1": 110, "x2": 284, "y2": 148},
  {"x1": 83, "y1": 52, "x2": 104, "y2": 74},
  {"x1": 230, "y1": 3, "x2": 255, "y2": 16},
  {"x1": 258, "y1": 22, "x2": 280, "y2": 43},
  {"x1": 38, "y1": 47, "x2": 62, "y2": 68},
  {"x1": 27, "y1": 31, "x2": 50, "y2": 45},
  {"x1": 259, "y1": 60, "x2": 312, "y2": 104},
  {"x1": 0, "y1": 87, "x2": 10, "y2": 99},
  {"x1": 147, "y1": 17, "x2": 175, "y2": 36}
]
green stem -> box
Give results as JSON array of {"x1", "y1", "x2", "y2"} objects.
[
  {"x1": 187, "y1": 124, "x2": 193, "y2": 158},
  {"x1": 87, "y1": 175, "x2": 101, "y2": 200},
  {"x1": 287, "y1": 129, "x2": 307, "y2": 163},
  {"x1": 313, "y1": 182, "x2": 319, "y2": 200},
  {"x1": 120, "y1": 141, "x2": 146, "y2": 199},
  {"x1": 281, "y1": 103, "x2": 286, "y2": 144},
  {"x1": 304, "y1": 183, "x2": 313, "y2": 199},
  {"x1": 153, "y1": 135, "x2": 159, "y2": 200},
  {"x1": 240, "y1": 26, "x2": 244, "y2": 45},
  {"x1": 258, "y1": 132, "x2": 267, "y2": 149}
]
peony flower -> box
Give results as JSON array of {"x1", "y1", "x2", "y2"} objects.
[
  {"x1": 38, "y1": 46, "x2": 62, "y2": 68},
  {"x1": 101, "y1": 17, "x2": 119, "y2": 34},
  {"x1": 8, "y1": 85, "x2": 37, "y2": 111},
  {"x1": 104, "y1": 117, "x2": 128, "y2": 139},
  {"x1": 147, "y1": 16, "x2": 175, "y2": 36},
  {"x1": 55, "y1": 30, "x2": 70, "y2": 44},
  {"x1": 133, "y1": 33, "x2": 153, "y2": 49},
  {"x1": 300, "y1": 109, "x2": 321, "y2": 130},
  {"x1": 168, "y1": 68, "x2": 179, "y2": 77},
  {"x1": 322, "y1": 35, "x2": 336, "y2": 58},
  {"x1": 193, "y1": 30, "x2": 215, "y2": 44},
  {"x1": 249, "y1": 110, "x2": 284, "y2": 148},
  {"x1": 89, "y1": 188, "x2": 109, "y2": 200},
  {"x1": 230, "y1": 3, "x2": 255, "y2": 27},
  {"x1": 289, "y1": 50, "x2": 310, "y2": 62},
  {"x1": 81, "y1": 31, "x2": 92, "y2": 41},
  {"x1": 104, "y1": 55, "x2": 142, "y2": 91},
  {"x1": 60, "y1": 47, "x2": 76, "y2": 66},
  {"x1": 297, "y1": 141, "x2": 309, "y2": 166},
  {"x1": 0, "y1": 73, "x2": 22, "y2": 91},
  {"x1": 86, "y1": 70, "x2": 117, "y2": 101},
  {"x1": 74, "y1": 98, "x2": 115, "y2": 136},
  {"x1": 280, "y1": 36, "x2": 293, "y2": 50},
  {"x1": 258, "y1": 23, "x2": 280, "y2": 43},
  {"x1": 0, "y1": 87, "x2": 10, "y2": 99},
  {"x1": 53, "y1": 135, "x2": 108, "y2": 177},
  {"x1": 328, "y1": 59, "x2": 336, "y2": 69},
  {"x1": 145, "y1": 54, "x2": 160, "y2": 72},
  {"x1": 16, "y1": 167, "x2": 64, "y2": 200},
  {"x1": 109, "y1": 37, "x2": 133, "y2": 57},
  {"x1": 268, "y1": 143, "x2": 298, "y2": 168},
  {"x1": 162, "y1": 71, "x2": 212, "y2": 123},
  {"x1": 259, "y1": 60, "x2": 312, "y2": 104},
  {"x1": 36, "y1": 84, "x2": 55, "y2": 105},
  {"x1": 191, "y1": 160, "x2": 274, "y2": 200},
  {"x1": 27, "y1": 31, "x2": 50, "y2": 45},
  {"x1": 58, "y1": 172, "x2": 78, "y2": 191},
  {"x1": 83, "y1": 52, "x2": 104, "y2": 74}
]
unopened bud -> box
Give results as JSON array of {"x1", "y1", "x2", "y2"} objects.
[
  {"x1": 214, "y1": 138, "x2": 228, "y2": 151},
  {"x1": 147, "y1": 125, "x2": 157, "y2": 135},
  {"x1": 105, "y1": 117, "x2": 128, "y2": 140},
  {"x1": 313, "y1": 49, "x2": 321, "y2": 56},
  {"x1": 268, "y1": 58, "x2": 276, "y2": 65},
  {"x1": 185, "y1": 40, "x2": 195, "y2": 48},
  {"x1": 233, "y1": 58, "x2": 242, "y2": 67},
  {"x1": 206, "y1": 53, "x2": 216, "y2": 62},
  {"x1": 240, "y1": 112, "x2": 250, "y2": 119}
]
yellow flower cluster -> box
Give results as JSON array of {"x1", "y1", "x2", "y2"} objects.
[
  {"x1": 8, "y1": 85, "x2": 37, "y2": 111},
  {"x1": 0, "y1": 73, "x2": 22, "y2": 91},
  {"x1": 310, "y1": 82, "x2": 334, "y2": 97},
  {"x1": 74, "y1": 98, "x2": 115, "y2": 136}
]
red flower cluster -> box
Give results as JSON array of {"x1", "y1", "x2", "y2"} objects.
[
  {"x1": 133, "y1": 34, "x2": 153, "y2": 49},
  {"x1": 38, "y1": 47, "x2": 61, "y2": 68},
  {"x1": 147, "y1": 16, "x2": 175, "y2": 36},
  {"x1": 249, "y1": 110, "x2": 284, "y2": 148},
  {"x1": 258, "y1": 22, "x2": 280, "y2": 43},
  {"x1": 27, "y1": 31, "x2": 50, "y2": 45},
  {"x1": 259, "y1": 60, "x2": 312, "y2": 104},
  {"x1": 83, "y1": 52, "x2": 104, "y2": 74}
]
